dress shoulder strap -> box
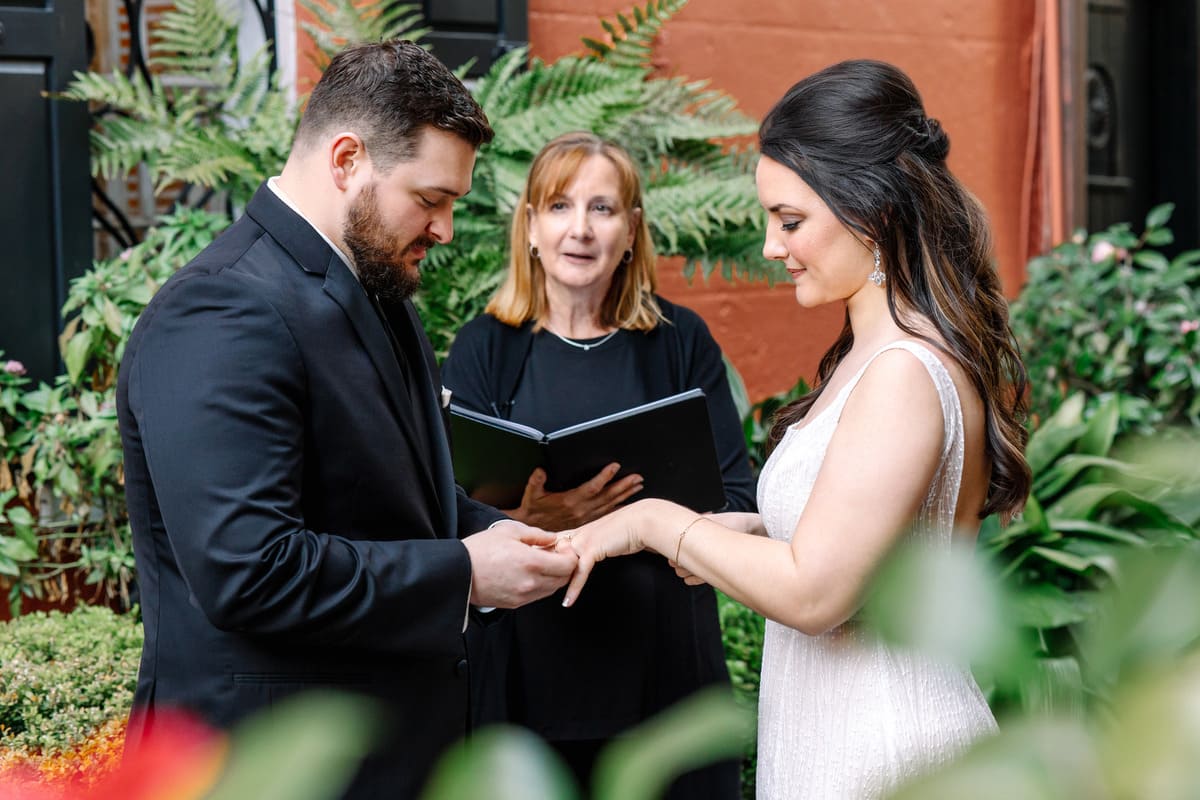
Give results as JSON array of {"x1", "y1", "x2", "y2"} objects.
[
  {"x1": 829, "y1": 340, "x2": 963, "y2": 460},
  {"x1": 839, "y1": 341, "x2": 967, "y2": 531}
]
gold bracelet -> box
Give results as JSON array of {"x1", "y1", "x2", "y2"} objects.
[{"x1": 675, "y1": 516, "x2": 704, "y2": 563}]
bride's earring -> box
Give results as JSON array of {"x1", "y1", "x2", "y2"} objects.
[{"x1": 868, "y1": 244, "x2": 886, "y2": 287}]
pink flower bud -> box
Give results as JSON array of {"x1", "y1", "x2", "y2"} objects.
[
  {"x1": 1090, "y1": 241, "x2": 1116, "y2": 263},
  {"x1": 3, "y1": 360, "x2": 25, "y2": 376},
  {"x1": 1180, "y1": 320, "x2": 1200, "y2": 334}
]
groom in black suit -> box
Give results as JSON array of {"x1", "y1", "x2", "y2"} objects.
[{"x1": 116, "y1": 40, "x2": 578, "y2": 798}]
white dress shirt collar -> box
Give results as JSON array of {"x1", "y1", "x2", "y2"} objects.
[{"x1": 266, "y1": 176, "x2": 357, "y2": 277}]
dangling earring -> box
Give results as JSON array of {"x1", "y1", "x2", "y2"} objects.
[
  {"x1": 529, "y1": 245, "x2": 540, "y2": 260},
  {"x1": 621, "y1": 249, "x2": 633, "y2": 265},
  {"x1": 868, "y1": 244, "x2": 886, "y2": 287}
]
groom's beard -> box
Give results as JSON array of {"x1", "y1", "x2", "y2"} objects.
[{"x1": 343, "y1": 183, "x2": 434, "y2": 304}]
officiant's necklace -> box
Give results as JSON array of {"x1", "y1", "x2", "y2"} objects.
[{"x1": 548, "y1": 328, "x2": 619, "y2": 351}]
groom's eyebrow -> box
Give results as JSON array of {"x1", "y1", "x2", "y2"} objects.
[{"x1": 425, "y1": 185, "x2": 469, "y2": 198}]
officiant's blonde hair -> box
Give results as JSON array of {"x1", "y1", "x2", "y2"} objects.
[{"x1": 486, "y1": 132, "x2": 665, "y2": 332}]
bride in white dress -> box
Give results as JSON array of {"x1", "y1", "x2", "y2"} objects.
[{"x1": 558, "y1": 59, "x2": 1031, "y2": 799}]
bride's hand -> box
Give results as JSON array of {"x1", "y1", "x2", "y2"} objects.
[{"x1": 557, "y1": 503, "x2": 650, "y2": 606}]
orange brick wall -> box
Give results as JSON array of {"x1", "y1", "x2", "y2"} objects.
[{"x1": 529, "y1": 0, "x2": 1037, "y2": 401}]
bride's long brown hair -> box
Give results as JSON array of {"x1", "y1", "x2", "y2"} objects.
[{"x1": 761, "y1": 60, "x2": 1030, "y2": 520}]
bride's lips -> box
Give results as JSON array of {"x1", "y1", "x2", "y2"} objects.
[
  {"x1": 787, "y1": 267, "x2": 807, "y2": 281},
  {"x1": 562, "y1": 252, "x2": 597, "y2": 264}
]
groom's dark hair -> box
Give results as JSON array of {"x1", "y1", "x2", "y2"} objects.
[{"x1": 293, "y1": 39, "x2": 493, "y2": 170}]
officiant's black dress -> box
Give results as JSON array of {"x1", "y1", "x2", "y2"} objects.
[{"x1": 442, "y1": 295, "x2": 753, "y2": 799}]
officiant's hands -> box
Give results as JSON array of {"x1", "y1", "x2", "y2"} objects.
[{"x1": 506, "y1": 463, "x2": 643, "y2": 532}]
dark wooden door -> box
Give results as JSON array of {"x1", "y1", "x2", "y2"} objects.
[
  {"x1": 1086, "y1": 0, "x2": 1199, "y2": 250},
  {"x1": 422, "y1": 0, "x2": 527, "y2": 77},
  {"x1": 0, "y1": 0, "x2": 91, "y2": 384}
]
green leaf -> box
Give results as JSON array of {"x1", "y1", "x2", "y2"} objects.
[
  {"x1": 1133, "y1": 249, "x2": 1170, "y2": 269},
  {"x1": 1050, "y1": 485, "x2": 1191, "y2": 534},
  {"x1": 1009, "y1": 584, "x2": 1095, "y2": 628},
  {"x1": 1145, "y1": 202, "x2": 1175, "y2": 230},
  {"x1": 54, "y1": 465, "x2": 81, "y2": 499},
  {"x1": 1026, "y1": 421, "x2": 1087, "y2": 475},
  {"x1": 422, "y1": 725, "x2": 578, "y2": 800},
  {"x1": 207, "y1": 692, "x2": 383, "y2": 800},
  {"x1": 0, "y1": 535, "x2": 37, "y2": 562},
  {"x1": 1077, "y1": 395, "x2": 1120, "y2": 456},
  {"x1": 1052, "y1": 519, "x2": 1147, "y2": 546},
  {"x1": 100, "y1": 297, "x2": 125, "y2": 335},
  {"x1": 4, "y1": 505, "x2": 34, "y2": 529},
  {"x1": 592, "y1": 687, "x2": 754, "y2": 800},
  {"x1": 1021, "y1": 493, "x2": 1049, "y2": 535},
  {"x1": 1029, "y1": 545, "x2": 1095, "y2": 573},
  {"x1": 62, "y1": 329, "x2": 94, "y2": 385},
  {"x1": 1143, "y1": 229, "x2": 1174, "y2": 248},
  {"x1": 1033, "y1": 455, "x2": 1136, "y2": 499}
]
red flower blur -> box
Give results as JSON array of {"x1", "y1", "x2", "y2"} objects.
[{"x1": 0, "y1": 709, "x2": 227, "y2": 800}]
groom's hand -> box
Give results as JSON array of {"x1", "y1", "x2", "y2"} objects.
[{"x1": 463, "y1": 521, "x2": 578, "y2": 608}]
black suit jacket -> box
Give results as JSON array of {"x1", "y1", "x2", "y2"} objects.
[{"x1": 116, "y1": 185, "x2": 504, "y2": 798}]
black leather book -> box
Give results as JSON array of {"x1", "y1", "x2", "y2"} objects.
[{"x1": 448, "y1": 388, "x2": 727, "y2": 512}]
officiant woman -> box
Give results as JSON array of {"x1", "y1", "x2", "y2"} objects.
[{"x1": 441, "y1": 131, "x2": 753, "y2": 797}]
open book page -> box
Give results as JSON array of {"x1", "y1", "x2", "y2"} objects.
[{"x1": 449, "y1": 389, "x2": 726, "y2": 512}]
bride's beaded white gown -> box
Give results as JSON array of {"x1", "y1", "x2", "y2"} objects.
[{"x1": 754, "y1": 341, "x2": 997, "y2": 800}]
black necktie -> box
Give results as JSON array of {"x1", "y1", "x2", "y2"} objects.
[{"x1": 368, "y1": 293, "x2": 414, "y2": 397}]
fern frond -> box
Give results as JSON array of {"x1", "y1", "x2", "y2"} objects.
[
  {"x1": 470, "y1": 153, "x2": 533, "y2": 217},
  {"x1": 584, "y1": 0, "x2": 687, "y2": 70},
  {"x1": 88, "y1": 120, "x2": 172, "y2": 179},
  {"x1": 490, "y1": 82, "x2": 642, "y2": 155},
  {"x1": 220, "y1": 45, "x2": 273, "y2": 118},
  {"x1": 644, "y1": 174, "x2": 761, "y2": 251},
  {"x1": 233, "y1": 83, "x2": 299, "y2": 152},
  {"x1": 151, "y1": 0, "x2": 240, "y2": 79},
  {"x1": 299, "y1": 0, "x2": 429, "y2": 69},
  {"x1": 480, "y1": 55, "x2": 632, "y2": 124},
  {"x1": 155, "y1": 131, "x2": 260, "y2": 192},
  {"x1": 60, "y1": 70, "x2": 169, "y2": 122},
  {"x1": 472, "y1": 46, "x2": 531, "y2": 114}
]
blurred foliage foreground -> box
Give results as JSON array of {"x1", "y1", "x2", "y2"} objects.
[{"x1": 3, "y1": 432, "x2": 1199, "y2": 799}]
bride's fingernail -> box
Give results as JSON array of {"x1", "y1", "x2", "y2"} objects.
[{"x1": 562, "y1": 594, "x2": 573, "y2": 608}]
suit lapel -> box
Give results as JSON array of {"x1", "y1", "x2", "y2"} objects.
[
  {"x1": 243, "y1": 184, "x2": 446, "y2": 523},
  {"x1": 387, "y1": 301, "x2": 456, "y2": 537},
  {"x1": 320, "y1": 263, "x2": 442, "y2": 515}
]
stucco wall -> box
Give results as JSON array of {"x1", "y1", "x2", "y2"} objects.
[{"x1": 529, "y1": 0, "x2": 1036, "y2": 401}]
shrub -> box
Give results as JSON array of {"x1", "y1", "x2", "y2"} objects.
[
  {"x1": 978, "y1": 393, "x2": 1197, "y2": 714},
  {"x1": 0, "y1": 606, "x2": 141, "y2": 754},
  {"x1": 1011, "y1": 203, "x2": 1200, "y2": 431},
  {"x1": 718, "y1": 591, "x2": 763, "y2": 799},
  {"x1": 0, "y1": 210, "x2": 226, "y2": 614}
]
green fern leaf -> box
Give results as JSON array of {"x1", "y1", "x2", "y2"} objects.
[
  {"x1": 490, "y1": 82, "x2": 642, "y2": 155},
  {"x1": 473, "y1": 46, "x2": 531, "y2": 113},
  {"x1": 586, "y1": 0, "x2": 687, "y2": 71},
  {"x1": 299, "y1": 0, "x2": 429, "y2": 69}
]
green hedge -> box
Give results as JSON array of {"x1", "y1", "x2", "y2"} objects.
[
  {"x1": 0, "y1": 605, "x2": 141, "y2": 753},
  {"x1": 718, "y1": 591, "x2": 764, "y2": 799}
]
